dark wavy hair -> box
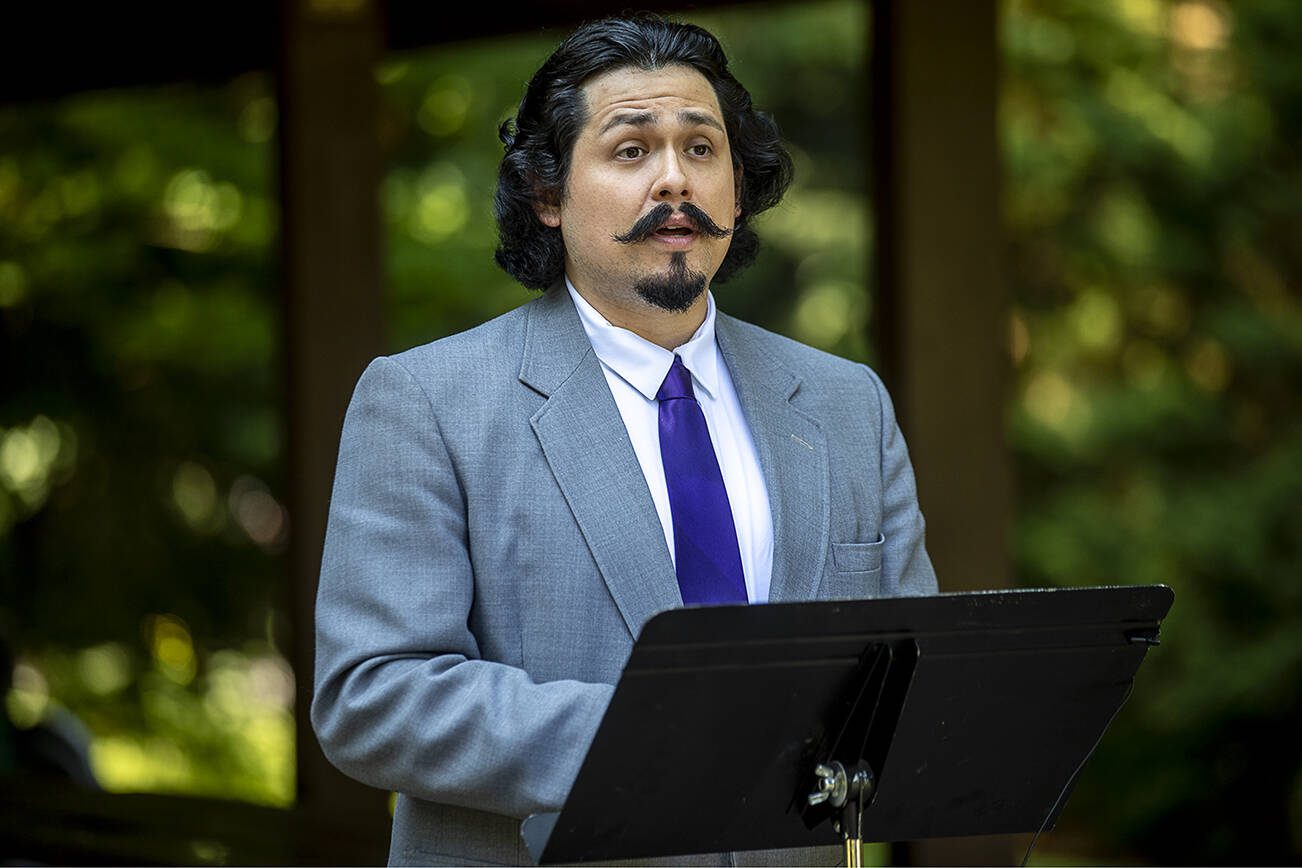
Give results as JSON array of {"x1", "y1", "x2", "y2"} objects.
[{"x1": 493, "y1": 14, "x2": 794, "y2": 290}]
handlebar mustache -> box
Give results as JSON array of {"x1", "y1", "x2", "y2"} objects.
[{"x1": 611, "y1": 202, "x2": 733, "y2": 244}]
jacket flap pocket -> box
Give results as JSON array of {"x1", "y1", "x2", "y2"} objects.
[{"x1": 832, "y1": 534, "x2": 885, "y2": 573}]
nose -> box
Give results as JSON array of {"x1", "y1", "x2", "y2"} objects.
[{"x1": 653, "y1": 151, "x2": 690, "y2": 202}]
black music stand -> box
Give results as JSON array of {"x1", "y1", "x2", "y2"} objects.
[{"x1": 521, "y1": 585, "x2": 1173, "y2": 865}]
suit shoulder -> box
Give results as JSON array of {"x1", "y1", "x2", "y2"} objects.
[
  {"x1": 383, "y1": 296, "x2": 534, "y2": 381},
  {"x1": 718, "y1": 314, "x2": 880, "y2": 390},
  {"x1": 342, "y1": 294, "x2": 542, "y2": 417}
]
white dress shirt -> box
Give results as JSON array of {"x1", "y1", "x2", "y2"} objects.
[{"x1": 566, "y1": 279, "x2": 774, "y2": 603}]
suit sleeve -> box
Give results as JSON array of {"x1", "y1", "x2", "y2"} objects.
[
  {"x1": 864, "y1": 365, "x2": 940, "y2": 596},
  {"x1": 311, "y1": 356, "x2": 615, "y2": 819}
]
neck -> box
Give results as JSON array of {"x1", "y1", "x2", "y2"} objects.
[{"x1": 572, "y1": 284, "x2": 709, "y2": 350}]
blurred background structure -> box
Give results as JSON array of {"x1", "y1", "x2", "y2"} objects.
[{"x1": 0, "y1": 0, "x2": 1298, "y2": 864}]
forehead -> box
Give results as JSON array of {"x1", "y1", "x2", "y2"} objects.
[{"x1": 579, "y1": 64, "x2": 724, "y2": 133}]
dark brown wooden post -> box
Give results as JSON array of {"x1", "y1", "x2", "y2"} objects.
[
  {"x1": 872, "y1": 0, "x2": 1017, "y2": 862},
  {"x1": 279, "y1": 0, "x2": 389, "y2": 856}
]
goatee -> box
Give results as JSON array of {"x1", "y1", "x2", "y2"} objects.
[{"x1": 634, "y1": 252, "x2": 707, "y2": 313}]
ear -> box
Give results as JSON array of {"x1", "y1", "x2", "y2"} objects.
[
  {"x1": 733, "y1": 170, "x2": 744, "y2": 220},
  {"x1": 534, "y1": 199, "x2": 561, "y2": 228}
]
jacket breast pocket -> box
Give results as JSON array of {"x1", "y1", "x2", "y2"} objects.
[
  {"x1": 832, "y1": 534, "x2": 885, "y2": 574},
  {"x1": 827, "y1": 536, "x2": 884, "y2": 599}
]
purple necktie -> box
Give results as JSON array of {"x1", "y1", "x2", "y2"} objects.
[{"x1": 657, "y1": 355, "x2": 749, "y2": 606}]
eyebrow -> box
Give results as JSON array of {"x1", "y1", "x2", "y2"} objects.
[{"x1": 599, "y1": 109, "x2": 726, "y2": 136}]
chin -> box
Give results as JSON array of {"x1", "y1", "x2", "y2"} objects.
[{"x1": 634, "y1": 252, "x2": 709, "y2": 313}]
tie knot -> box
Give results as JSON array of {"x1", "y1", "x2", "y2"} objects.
[{"x1": 656, "y1": 355, "x2": 695, "y2": 402}]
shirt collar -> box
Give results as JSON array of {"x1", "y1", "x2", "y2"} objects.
[{"x1": 565, "y1": 277, "x2": 720, "y2": 402}]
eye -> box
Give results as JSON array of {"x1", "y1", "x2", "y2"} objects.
[
  {"x1": 616, "y1": 145, "x2": 645, "y2": 160},
  {"x1": 688, "y1": 143, "x2": 713, "y2": 157}
]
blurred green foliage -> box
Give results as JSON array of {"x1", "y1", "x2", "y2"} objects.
[
  {"x1": 0, "y1": 74, "x2": 293, "y2": 803},
  {"x1": 1004, "y1": 0, "x2": 1302, "y2": 862},
  {"x1": 7, "y1": 628, "x2": 293, "y2": 807},
  {"x1": 0, "y1": 0, "x2": 1299, "y2": 863}
]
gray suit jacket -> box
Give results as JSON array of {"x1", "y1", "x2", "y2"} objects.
[{"x1": 313, "y1": 287, "x2": 937, "y2": 866}]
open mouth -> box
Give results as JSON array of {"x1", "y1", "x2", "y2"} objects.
[{"x1": 655, "y1": 227, "x2": 695, "y2": 237}]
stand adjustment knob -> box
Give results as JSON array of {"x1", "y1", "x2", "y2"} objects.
[{"x1": 807, "y1": 761, "x2": 848, "y2": 808}]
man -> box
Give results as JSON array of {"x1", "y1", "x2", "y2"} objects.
[{"x1": 313, "y1": 14, "x2": 937, "y2": 867}]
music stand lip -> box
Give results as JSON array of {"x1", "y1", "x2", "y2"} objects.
[{"x1": 524, "y1": 584, "x2": 1173, "y2": 865}]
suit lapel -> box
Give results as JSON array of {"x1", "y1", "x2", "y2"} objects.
[
  {"x1": 521, "y1": 288, "x2": 681, "y2": 639},
  {"x1": 715, "y1": 315, "x2": 831, "y2": 603}
]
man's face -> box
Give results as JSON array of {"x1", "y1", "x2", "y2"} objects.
[{"x1": 538, "y1": 64, "x2": 739, "y2": 315}]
